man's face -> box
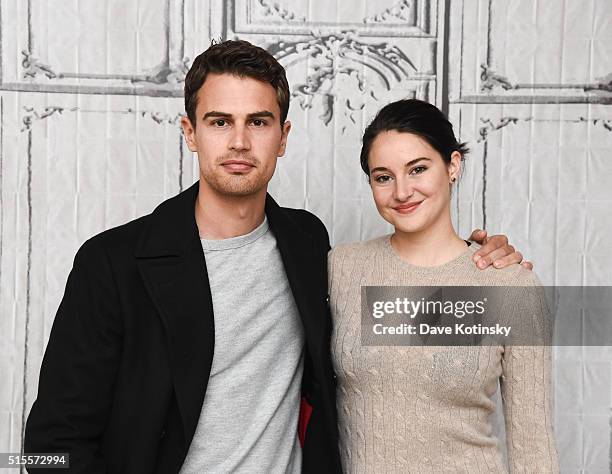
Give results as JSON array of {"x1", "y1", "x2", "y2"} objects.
[{"x1": 181, "y1": 73, "x2": 291, "y2": 197}]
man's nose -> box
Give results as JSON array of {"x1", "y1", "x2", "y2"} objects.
[{"x1": 229, "y1": 124, "x2": 251, "y2": 151}]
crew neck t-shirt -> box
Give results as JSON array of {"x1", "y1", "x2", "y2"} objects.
[{"x1": 179, "y1": 217, "x2": 304, "y2": 473}]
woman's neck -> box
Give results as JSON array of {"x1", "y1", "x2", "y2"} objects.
[{"x1": 390, "y1": 215, "x2": 468, "y2": 267}]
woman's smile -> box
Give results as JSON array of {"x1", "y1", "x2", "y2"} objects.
[{"x1": 393, "y1": 200, "x2": 423, "y2": 214}]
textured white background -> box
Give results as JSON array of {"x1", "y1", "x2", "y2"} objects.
[{"x1": 1, "y1": 0, "x2": 611, "y2": 472}]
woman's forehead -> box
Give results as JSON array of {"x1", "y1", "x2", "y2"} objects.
[{"x1": 369, "y1": 131, "x2": 441, "y2": 163}]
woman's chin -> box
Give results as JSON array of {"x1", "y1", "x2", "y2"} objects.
[{"x1": 388, "y1": 217, "x2": 428, "y2": 235}]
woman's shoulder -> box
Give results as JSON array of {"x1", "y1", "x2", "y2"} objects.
[{"x1": 467, "y1": 243, "x2": 543, "y2": 287}]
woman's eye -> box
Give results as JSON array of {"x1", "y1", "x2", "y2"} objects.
[
  {"x1": 410, "y1": 166, "x2": 427, "y2": 175},
  {"x1": 374, "y1": 175, "x2": 391, "y2": 183}
]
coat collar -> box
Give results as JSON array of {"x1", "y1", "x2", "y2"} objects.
[
  {"x1": 134, "y1": 182, "x2": 325, "y2": 449},
  {"x1": 134, "y1": 181, "x2": 201, "y2": 258},
  {"x1": 134, "y1": 182, "x2": 317, "y2": 258}
]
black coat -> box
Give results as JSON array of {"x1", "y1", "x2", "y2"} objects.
[{"x1": 24, "y1": 182, "x2": 342, "y2": 473}]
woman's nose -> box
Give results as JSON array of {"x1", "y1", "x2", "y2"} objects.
[{"x1": 393, "y1": 177, "x2": 414, "y2": 202}]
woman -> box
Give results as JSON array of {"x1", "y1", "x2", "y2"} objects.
[{"x1": 329, "y1": 99, "x2": 558, "y2": 473}]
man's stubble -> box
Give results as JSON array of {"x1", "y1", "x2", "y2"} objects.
[{"x1": 200, "y1": 154, "x2": 271, "y2": 197}]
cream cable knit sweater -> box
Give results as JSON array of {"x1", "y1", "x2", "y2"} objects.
[{"x1": 329, "y1": 236, "x2": 559, "y2": 473}]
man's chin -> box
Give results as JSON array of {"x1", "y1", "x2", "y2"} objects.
[{"x1": 204, "y1": 177, "x2": 267, "y2": 197}]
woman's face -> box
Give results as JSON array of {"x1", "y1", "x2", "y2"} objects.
[{"x1": 368, "y1": 130, "x2": 460, "y2": 235}]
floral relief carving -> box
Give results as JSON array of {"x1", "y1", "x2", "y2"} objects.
[
  {"x1": 363, "y1": 0, "x2": 415, "y2": 24},
  {"x1": 269, "y1": 32, "x2": 417, "y2": 126}
]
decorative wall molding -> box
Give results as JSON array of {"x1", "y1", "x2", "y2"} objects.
[
  {"x1": 20, "y1": 106, "x2": 185, "y2": 132},
  {"x1": 477, "y1": 117, "x2": 522, "y2": 142},
  {"x1": 479, "y1": 64, "x2": 513, "y2": 93},
  {"x1": 452, "y1": 0, "x2": 612, "y2": 104},
  {"x1": 363, "y1": 0, "x2": 415, "y2": 24},
  {"x1": 480, "y1": 64, "x2": 612, "y2": 96},
  {"x1": 255, "y1": 0, "x2": 306, "y2": 22},
  {"x1": 2, "y1": 0, "x2": 188, "y2": 96},
  {"x1": 226, "y1": 1, "x2": 442, "y2": 126},
  {"x1": 21, "y1": 51, "x2": 57, "y2": 80},
  {"x1": 234, "y1": 0, "x2": 436, "y2": 37},
  {"x1": 21, "y1": 105, "x2": 77, "y2": 131},
  {"x1": 269, "y1": 32, "x2": 426, "y2": 125},
  {"x1": 477, "y1": 115, "x2": 612, "y2": 143}
]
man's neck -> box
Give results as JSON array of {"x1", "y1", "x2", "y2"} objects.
[{"x1": 195, "y1": 182, "x2": 267, "y2": 240}]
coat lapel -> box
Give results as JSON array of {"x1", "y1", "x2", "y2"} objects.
[
  {"x1": 265, "y1": 195, "x2": 327, "y2": 362},
  {"x1": 134, "y1": 182, "x2": 215, "y2": 446}
]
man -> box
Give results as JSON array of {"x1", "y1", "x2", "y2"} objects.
[{"x1": 25, "y1": 40, "x2": 527, "y2": 473}]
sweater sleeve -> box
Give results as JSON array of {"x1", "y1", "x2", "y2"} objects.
[{"x1": 500, "y1": 272, "x2": 559, "y2": 473}]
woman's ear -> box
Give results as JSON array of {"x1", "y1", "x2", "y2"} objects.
[{"x1": 449, "y1": 151, "x2": 462, "y2": 182}]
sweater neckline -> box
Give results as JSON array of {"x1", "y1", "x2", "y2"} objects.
[{"x1": 381, "y1": 234, "x2": 479, "y2": 274}]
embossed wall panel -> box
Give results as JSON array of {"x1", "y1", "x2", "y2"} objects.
[
  {"x1": 1, "y1": 0, "x2": 188, "y2": 95},
  {"x1": 233, "y1": 0, "x2": 436, "y2": 36},
  {"x1": 449, "y1": 0, "x2": 612, "y2": 104}
]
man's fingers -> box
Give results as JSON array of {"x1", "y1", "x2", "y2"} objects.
[
  {"x1": 491, "y1": 251, "x2": 524, "y2": 269},
  {"x1": 470, "y1": 233, "x2": 532, "y2": 270},
  {"x1": 520, "y1": 260, "x2": 534, "y2": 271},
  {"x1": 469, "y1": 228, "x2": 487, "y2": 244},
  {"x1": 474, "y1": 248, "x2": 510, "y2": 269},
  {"x1": 473, "y1": 236, "x2": 510, "y2": 263}
]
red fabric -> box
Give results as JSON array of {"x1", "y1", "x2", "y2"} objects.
[{"x1": 298, "y1": 397, "x2": 313, "y2": 448}]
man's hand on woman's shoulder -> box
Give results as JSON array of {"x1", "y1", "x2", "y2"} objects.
[{"x1": 469, "y1": 229, "x2": 533, "y2": 271}]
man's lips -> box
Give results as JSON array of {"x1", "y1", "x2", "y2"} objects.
[
  {"x1": 221, "y1": 160, "x2": 255, "y2": 172},
  {"x1": 393, "y1": 201, "x2": 423, "y2": 214}
]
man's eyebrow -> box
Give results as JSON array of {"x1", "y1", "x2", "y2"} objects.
[
  {"x1": 201, "y1": 110, "x2": 276, "y2": 120},
  {"x1": 202, "y1": 111, "x2": 232, "y2": 120},
  {"x1": 247, "y1": 111, "x2": 275, "y2": 119},
  {"x1": 370, "y1": 157, "x2": 431, "y2": 174}
]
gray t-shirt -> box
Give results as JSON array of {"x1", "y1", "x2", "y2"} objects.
[{"x1": 179, "y1": 217, "x2": 304, "y2": 474}]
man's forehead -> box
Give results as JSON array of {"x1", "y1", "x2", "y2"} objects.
[
  {"x1": 196, "y1": 73, "x2": 276, "y2": 98},
  {"x1": 195, "y1": 73, "x2": 280, "y2": 115}
]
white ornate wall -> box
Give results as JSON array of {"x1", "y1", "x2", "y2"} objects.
[{"x1": 1, "y1": 1, "x2": 611, "y2": 471}]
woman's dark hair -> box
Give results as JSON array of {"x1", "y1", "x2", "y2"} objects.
[
  {"x1": 359, "y1": 99, "x2": 469, "y2": 175},
  {"x1": 184, "y1": 40, "x2": 290, "y2": 128}
]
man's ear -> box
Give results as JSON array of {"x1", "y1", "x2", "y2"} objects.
[
  {"x1": 181, "y1": 116, "x2": 198, "y2": 153},
  {"x1": 278, "y1": 120, "x2": 292, "y2": 157}
]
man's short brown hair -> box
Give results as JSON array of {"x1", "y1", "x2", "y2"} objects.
[{"x1": 184, "y1": 40, "x2": 290, "y2": 127}]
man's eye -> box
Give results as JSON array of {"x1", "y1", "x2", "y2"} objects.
[
  {"x1": 374, "y1": 175, "x2": 391, "y2": 183},
  {"x1": 251, "y1": 119, "x2": 266, "y2": 127},
  {"x1": 213, "y1": 119, "x2": 227, "y2": 127},
  {"x1": 410, "y1": 166, "x2": 427, "y2": 175}
]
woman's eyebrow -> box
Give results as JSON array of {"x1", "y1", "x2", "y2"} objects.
[
  {"x1": 405, "y1": 157, "x2": 431, "y2": 166},
  {"x1": 370, "y1": 157, "x2": 431, "y2": 174}
]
